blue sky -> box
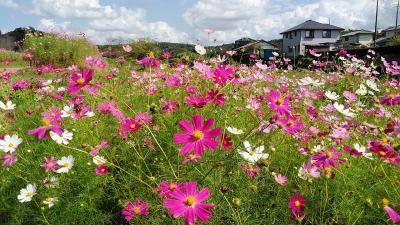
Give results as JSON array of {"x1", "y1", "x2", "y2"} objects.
[{"x1": 0, "y1": 0, "x2": 398, "y2": 44}]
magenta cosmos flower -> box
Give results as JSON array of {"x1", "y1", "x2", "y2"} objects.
[
  {"x1": 173, "y1": 115, "x2": 221, "y2": 155},
  {"x1": 163, "y1": 182, "x2": 214, "y2": 225},
  {"x1": 121, "y1": 198, "x2": 149, "y2": 221},
  {"x1": 311, "y1": 147, "x2": 345, "y2": 168},
  {"x1": 267, "y1": 89, "x2": 291, "y2": 115},
  {"x1": 41, "y1": 156, "x2": 58, "y2": 172},
  {"x1": 289, "y1": 194, "x2": 306, "y2": 216},
  {"x1": 67, "y1": 69, "x2": 93, "y2": 94},
  {"x1": 2, "y1": 153, "x2": 17, "y2": 167},
  {"x1": 157, "y1": 181, "x2": 180, "y2": 197},
  {"x1": 95, "y1": 164, "x2": 108, "y2": 176}
]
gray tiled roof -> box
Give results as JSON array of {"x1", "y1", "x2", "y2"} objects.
[
  {"x1": 341, "y1": 30, "x2": 374, "y2": 37},
  {"x1": 280, "y1": 20, "x2": 344, "y2": 34}
]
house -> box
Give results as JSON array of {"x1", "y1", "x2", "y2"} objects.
[
  {"x1": 0, "y1": 27, "x2": 40, "y2": 50},
  {"x1": 382, "y1": 25, "x2": 400, "y2": 39},
  {"x1": 280, "y1": 20, "x2": 344, "y2": 57},
  {"x1": 233, "y1": 38, "x2": 279, "y2": 60},
  {"x1": 339, "y1": 30, "x2": 374, "y2": 47}
]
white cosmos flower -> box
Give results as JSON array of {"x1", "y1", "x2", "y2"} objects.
[
  {"x1": 272, "y1": 52, "x2": 279, "y2": 57},
  {"x1": 195, "y1": 45, "x2": 206, "y2": 55},
  {"x1": 311, "y1": 145, "x2": 323, "y2": 153},
  {"x1": 355, "y1": 84, "x2": 368, "y2": 96},
  {"x1": 297, "y1": 76, "x2": 323, "y2": 87},
  {"x1": 325, "y1": 91, "x2": 340, "y2": 101},
  {"x1": 0, "y1": 101, "x2": 16, "y2": 111},
  {"x1": 85, "y1": 111, "x2": 95, "y2": 117},
  {"x1": 354, "y1": 143, "x2": 373, "y2": 160},
  {"x1": 237, "y1": 141, "x2": 269, "y2": 164},
  {"x1": 43, "y1": 197, "x2": 58, "y2": 208},
  {"x1": 226, "y1": 127, "x2": 244, "y2": 135},
  {"x1": 366, "y1": 79, "x2": 379, "y2": 92},
  {"x1": 93, "y1": 155, "x2": 107, "y2": 165},
  {"x1": 57, "y1": 87, "x2": 66, "y2": 92},
  {"x1": 61, "y1": 105, "x2": 74, "y2": 118},
  {"x1": 333, "y1": 102, "x2": 355, "y2": 118},
  {"x1": 17, "y1": 184, "x2": 37, "y2": 203},
  {"x1": 0, "y1": 134, "x2": 23, "y2": 153},
  {"x1": 56, "y1": 155, "x2": 74, "y2": 173},
  {"x1": 49, "y1": 130, "x2": 73, "y2": 145},
  {"x1": 43, "y1": 80, "x2": 53, "y2": 86}
]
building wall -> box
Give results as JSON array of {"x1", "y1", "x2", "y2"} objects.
[
  {"x1": 282, "y1": 30, "x2": 302, "y2": 57},
  {"x1": 385, "y1": 30, "x2": 396, "y2": 39},
  {"x1": 282, "y1": 30, "x2": 341, "y2": 57},
  {"x1": 358, "y1": 34, "x2": 373, "y2": 45}
]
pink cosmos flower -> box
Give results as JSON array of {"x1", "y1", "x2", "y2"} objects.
[
  {"x1": 289, "y1": 194, "x2": 306, "y2": 215},
  {"x1": 206, "y1": 89, "x2": 225, "y2": 106},
  {"x1": 301, "y1": 162, "x2": 320, "y2": 179},
  {"x1": 121, "y1": 198, "x2": 149, "y2": 221},
  {"x1": 122, "y1": 45, "x2": 132, "y2": 53},
  {"x1": 95, "y1": 164, "x2": 108, "y2": 175},
  {"x1": 380, "y1": 94, "x2": 400, "y2": 106},
  {"x1": 122, "y1": 119, "x2": 142, "y2": 133},
  {"x1": 134, "y1": 112, "x2": 153, "y2": 125},
  {"x1": 41, "y1": 156, "x2": 58, "y2": 172},
  {"x1": 67, "y1": 69, "x2": 93, "y2": 94},
  {"x1": 162, "y1": 99, "x2": 180, "y2": 114},
  {"x1": 185, "y1": 95, "x2": 207, "y2": 109},
  {"x1": 173, "y1": 115, "x2": 221, "y2": 155},
  {"x1": 343, "y1": 91, "x2": 357, "y2": 101},
  {"x1": 213, "y1": 65, "x2": 231, "y2": 86},
  {"x1": 343, "y1": 145, "x2": 363, "y2": 157},
  {"x1": 241, "y1": 164, "x2": 261, "y2": 179},
  {"x1": 89, "y1": 140, "x2": 108, "y2": 156},
  {"x1": 42, "y1": 106, "x2": 63, "y2": 124},
  {"x1": 276, "y1": 114, "x2": 304, "y2": 135},
  {"x1": 368, "y1": 140, "x2": 400, "y2": 165},
  {"x1": 182, "y1": 154, "x2": 202, "y2": 164},
  {"x1": 166, "y1": 75, "x2": 181, "y2": 88},
  {"x1": 162, "y1": 51, "x2": 173, "y2": 59},
  {"x1": 274, "y1": 174, "x2": 287, "y2": 185},
  {"x1": 311, "y1": 147, "x2": 345, "y2": 168},
  {"x1": 384, "y1": 206, "x2": 400, "y2": 224},
  {"x1": 267, "y1": 89, "x2": 291, "y2": 115},
  {"x1": 163, "y1": 182, "x2": 214, "y2": 225},
  {"x1": 28, "y1": 108, "x2": 64, "y2": 140},
  {"x1": 157, "y1": 181, "x2": 180, "y2": 197},
  {"x1": 330, "y1": 126, "x2": 350, "y2": 140},
  {"x1": 2, "y1": 153, "x2": 17, "y2": 167}
]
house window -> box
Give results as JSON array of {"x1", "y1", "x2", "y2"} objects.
[
  {"x1": 289, "y1": 32, "x2": 293, "y2": 39},
  {"x1": 322, "y1": 30, "x2": 331, "y2": 38},
  {"x1": 288, "y1": 46, "x2": 293, "y2": 52},
  {"x1": 295, "y1": 31, "x2": 297, "y2": 37},
  {"x1": 305, "y1": 30, "x2": 314, "y2": 38}
]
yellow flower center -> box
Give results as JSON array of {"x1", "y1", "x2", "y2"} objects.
[
  {"x1": 63, "y1": 162, "x2": 69, "y2": 167},
  {"x1": 186, "y1": 196, "x2": 196, "y2": 207},
  {"x1": 276, "y1": 98, "x2": 283, "y2": 105},
  {"x1": 250, "y1": 150, "x2": 255, "y2": 156},
  {"x1": 8, "y1": 143, "x2": 14, "y2": 147},
  {"x1": 26, "y1": 192, "x2": 33, "y2": 197},
  {"x1": 288, "y1": 120, "x2": 294, "y2": 126},
  {"x1": 42, "y1": 119, "x2": 51, "y2": 127},
  {"x1": 294, "y1": 200, "x2": 301, "y2": 207},
  {"x1": 76, "y1": 78, "x2": 85, "y2": 84},
  {"x1": 379, "y1": 151, "x2": 386, "y2": 157},
  {"x1": 47, "y1": 162, "x2": 54, "y2": 167},
  {"x1": 326, "y1": 150, "x2": 332, "y2": 158},
  {"x1": 130, "y1": 124, "x2": 136, "y2": 129},
  {"x1": 133, "y1": 207, "x2": 140, "y2": 214},
  {"x1": 148, "y1": 51, "x2": 155, "y2": 58},
  {"x1": 169, "y1": 184, "x2": 177, "y2": 190},
  {"x1": 193, "y1": 130, "x2": 204, "y2": 140},
  {"x1": 381, "y1": 198, "x2": 390, "y2": 207},
  {"x1": 381, "y1": 137, "x2": 389, "y2": 143},
  {"x1": 50, "y1": 113, "x2": 56, "y2": 117}
]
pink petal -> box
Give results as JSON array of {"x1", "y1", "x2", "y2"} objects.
[
  {"x1": 179, "y1": 120, "x2": 193, "y2": 133},
  {"x1": 192, "y1": 115, "x2": 203, "y2": 130},
  {"x1": 179, "y1": 142, "x2": 195, "y2": 155},
  {"x1": 202, "y1": 118, "x2": 215, "y2": 131},
  {"x1": 195, "y1": 188, "x2": 210, "y2": 202}
]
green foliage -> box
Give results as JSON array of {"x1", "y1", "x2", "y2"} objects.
[
  {"x1": 0, "y1": 49, "x2": 28, "y2": 68},
  {"x1": 389, "y1": 35, "x2": 400, "y2": 46},
  {"x1": 23, "y1": 34, "x2": 100, "y2": 67},
  {"x1": 128, "y1": 39, "x2": 162, "y2": 59}
]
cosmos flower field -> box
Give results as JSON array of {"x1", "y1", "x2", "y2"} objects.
[{"x1": 0, "y1": 45, "x2": 400, "y2": 224}]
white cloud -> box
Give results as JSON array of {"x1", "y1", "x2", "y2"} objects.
[
  {"x1": 0, "y1": 0, "x2": 18, "y2": 8},
  {"x1": 29, "y1": 0, "x2": 188, "y2": 43},
  {"x1": 183, "y1": 0, "x2": 399, "y2": 44}
]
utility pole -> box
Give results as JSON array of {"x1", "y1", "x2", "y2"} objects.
[
  {"x1": 395, "y1": 0, "x2": 399, "y2": 36},
  {"x1": 374, "y1": 0, "x2": 379, "y2": 47}
]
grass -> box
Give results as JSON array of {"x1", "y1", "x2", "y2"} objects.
[
  {"x1": 0, "y1": 49, "x2": 28, "y2": 68},
  {"x1": 0, "y1": 51, "x2": 399, "y2": 225}
]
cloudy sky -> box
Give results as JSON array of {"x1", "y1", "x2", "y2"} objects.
[{"x1": 0, "y1": 0, "x2": 399, "y2": 44}]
